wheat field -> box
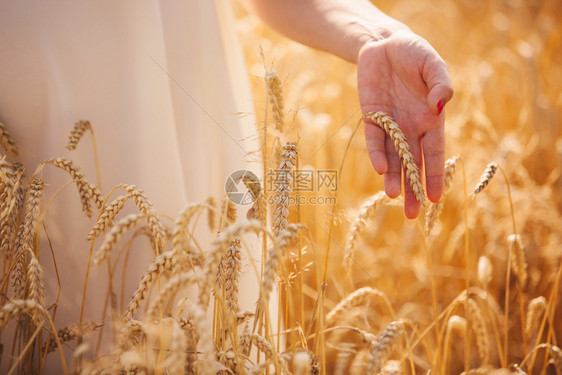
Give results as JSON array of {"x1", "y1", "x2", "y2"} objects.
[{"x1": 1, "y1": 0, "x2": 561, "y2": 374}]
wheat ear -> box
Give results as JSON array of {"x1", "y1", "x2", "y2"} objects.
[
  {"x1": 218, "y1": 239, "x2": 242, "y2": 312},
  {"x1": 42, "y1": 157, "x2": 102, "y2": 217},
  {"x1": 0, "y1": 299, "x2": 48, "y2": 329},
  {"x1": 525, "y1": 296, "x2": 547, "y2": 338},
  {"x1": 508, "y1": 234, "x2": 528, "y2": 287},
  {"x1": 262, "y1": 224, "x2": 301, "y2": 304},
  {"x1": 44, "y1": 321, "x2": 103, "y2": 354},
  {"x1": 26, "y1": 249, "x2": 45, "y2": 313},
  {"x1": 273, "y1": 142, "x2": 298, "y2": 236},
  {"x1": 425, "y1": 156, "x2": 459, "y2": 235},
  {"x1": 346, "y1": 191, "x2": 390, "y2": 263},
  {"x1": 172, "y1": 202, "x2": 209, "y2": 259},
  {"x1": 326, "y1": 287, "x2": 386, "y2": 325},
  {"x1": 472, "y1": 162, "x2": 498, "y2": 196},
  {"x1": 367, "y1": 320, "x2": 405, "y2": 375},
  {"x1": 123, "y1": 250, "x2": 175, "y2": 321},
  {"x1": 477, "y1": 255, "x2": 493, "y2": 291},
  {"x1": 124, "y1": 184, "x2": 166, "y2": 250},
  {"x1": 363, "y1": 112, "x2": 426, "y2": 206},
  {"x1": 206, "y1": 196, "x2": 218, "y2": 231},
  {"x1": 1, "y1": 161, "x2": 23, "y2": 267},
  {"x1": 93, "y1": 213, "x2": 143, "y2": 265},
  {"x1": 0, "y1": 121, "x2": 19, "y2": 156},
  {"x1": 266, "y1": 69, "x2": 285, "y2": 132},
  {"x1": 467, "y1": 298, "x2": 489, "y2": 367},
  {"x1": 66, "y1": 120, "x2": 92, "y2": 151},
  {"x1": 12, "y1": 178, "x2": 45, "y2": 298},
  {"x1": 145, "y1": 272, "x2": 194, "y2": 321}
]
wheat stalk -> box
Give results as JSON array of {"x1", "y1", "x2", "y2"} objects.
[
  {"x1": 0, "y1": 121, "x2": 19, "y2": 157},
  {"x1": 367, "y1": 320, "x2": 405, "y2": 375},
  {"x1": 425, "y1": 156, "x2": 459, "y2": 235},
  {"x1": 472, "y1": 162, "x2": 498, "y2": 196},
  {"x1": 362, "y1": 112, "x2": 426, "y2": 206},
  {"x1": 273, "y1": 142, "x2": 298, "y2": 236},
  {"x1": 66, "y1": 120, "x2": 92, "y2": 151}
]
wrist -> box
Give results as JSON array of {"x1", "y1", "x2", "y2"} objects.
[{"x1": 352, "y1": 21, "x2": 412, "y2": 63}]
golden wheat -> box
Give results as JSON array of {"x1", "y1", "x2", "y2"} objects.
[
  {"x1": 508, "y1": 234, "x2": 528, "y2": 287},
  {"x1": 367, "y1": 320, "x2": 405, "y2": 375},
  {"x1": 66, "y1": 120, "x2": 92, "y2": 151},
  {"x1": 0, "y1": 121, "x2": 19, "y2": 157},
  {"x1": 363, "y1": 112, "x2": 426, "y2": 206},
  {"x1": 472, "y1": 162, "x2": 498, "y2": 196},
  {"x1": 425, "y1": 156, "x2": 459, "y2": 235}
]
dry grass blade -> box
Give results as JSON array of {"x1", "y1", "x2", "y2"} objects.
[
  {"x1": 43, "y1": 321, "x2": 103, "y2": 354},
  {"x1": 0, "y1": 121, "x2": 19, "y2": 157},
  {"x1": 367, "y1": 320, "x2": 405, "y2": 375},
  {"x1": 472, "y1": 162, "x2": 498, "y2": 196},
  {"x1": 425, "y1": 156, "x2": 459, "y2": 235},
  {"x1": 346, "y1": 191, "x2": 390, "y2": 262},
  {"x1": 66, "y1": 120, "x2": 92, "y2": 151},
  {"x1": 363, "y1": 112, "x2": 426, "y2": 206}
]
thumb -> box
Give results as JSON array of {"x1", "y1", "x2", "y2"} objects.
[{"x1": 424, "y1": 55, "x2": 454, "y2": 115}]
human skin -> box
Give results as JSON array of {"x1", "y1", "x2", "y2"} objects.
[{"x1": 243, "y1": 0, "x2": 454, "y2": 218}]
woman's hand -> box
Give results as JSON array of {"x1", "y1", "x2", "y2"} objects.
[{"x1": 358, "y1": 30, "x2": 453, "y2": 218}]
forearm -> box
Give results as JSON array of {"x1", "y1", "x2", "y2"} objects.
[{"x1": 242, "y1": 0, "x2": 411, "y2": 63}]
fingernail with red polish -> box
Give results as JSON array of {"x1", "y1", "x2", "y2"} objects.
[{"x1": 437, "y1": 100, "x2": 445, "y2": 115}]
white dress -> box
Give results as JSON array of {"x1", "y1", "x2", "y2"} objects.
[{"x1": 0, "y1": 0, "x2": 260, "y2": 371}]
